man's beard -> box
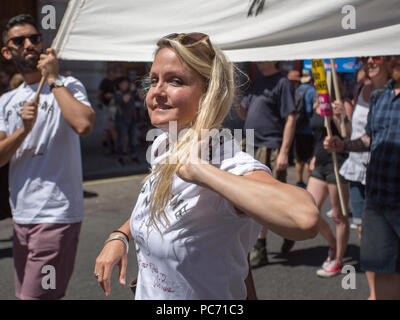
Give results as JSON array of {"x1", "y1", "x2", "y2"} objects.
[{"x1": 10, "y1": 48, "x2": 42, "y2": 74}]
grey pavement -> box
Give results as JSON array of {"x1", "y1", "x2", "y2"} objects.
[
  {"x1": 0, "y1": 147, "x2": 369, "y2": 300},
  {"x1": 81, "y1": 144, "x2": 150, "y2": 181}
]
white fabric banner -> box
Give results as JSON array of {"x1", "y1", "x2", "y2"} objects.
[{"x1": 55, "y1": 0, "x2": 400, "y2": 62}]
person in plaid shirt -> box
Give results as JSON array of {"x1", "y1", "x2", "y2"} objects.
[{"x1": 324, "y1": 55, "x2": 400, "y2": 300}]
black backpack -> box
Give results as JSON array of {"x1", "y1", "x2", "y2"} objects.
[{"x1": 294, "y1": 86, "x2": 311, "y2": 131}]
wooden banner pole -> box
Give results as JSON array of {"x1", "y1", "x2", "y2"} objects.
[
  {"x1": 33, "y1": 0, "x2": 80, "y2": 103},
  {"x1": 330, "y1": 58, "x2": 347, "y2": 138}
]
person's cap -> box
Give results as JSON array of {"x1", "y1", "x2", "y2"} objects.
[
  {"x1": 287, "y1": 70, "x2": 300, "y2": 81},
  {"x1": 300, "y1": 70, "x2": 312, "y2": 83}
]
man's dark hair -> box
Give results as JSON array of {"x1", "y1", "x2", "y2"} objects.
[{"x1": 2, "y1": 14, "x2": 38, "y2": 46}]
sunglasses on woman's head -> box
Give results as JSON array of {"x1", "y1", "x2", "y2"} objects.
[
  {"x1": 163, "y1": 32, "x2": 215, "y2": 58},
  {"x1": 7, "y1": 33, "x2": 42, "y2": 48}
]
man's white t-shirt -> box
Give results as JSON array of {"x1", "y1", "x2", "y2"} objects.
[
  {"x1": 130, "y1": 131, "x2": 271, "y2": 299},
  {"x1": 0, "y1": 76, "x2": 91, "y2": 224}
]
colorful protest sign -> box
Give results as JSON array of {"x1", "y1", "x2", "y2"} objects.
[
  {"x1": 303, "y1": 58, "x2": 356, "y2": 73},
  {"x1": 311, "y1": 59, "x2": 333, "y2": 117}
]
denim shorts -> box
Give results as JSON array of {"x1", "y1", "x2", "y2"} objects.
[
  {"x1": 348, "y1": 181, "x2": 365, "y2": 226},
  {"x1": 360, "y1": 200, "x2": 400, "y2": 273}
]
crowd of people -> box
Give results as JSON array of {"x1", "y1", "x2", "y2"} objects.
[
  {"x1": 0, "y1": 14, "x2": 399, "y2": 300},
  {"x1": 97, "y1": 65, "x2": 150, "y2": 166},
  {"x1": 284, "y1": 56, "x2": 399, "y2": 300}
]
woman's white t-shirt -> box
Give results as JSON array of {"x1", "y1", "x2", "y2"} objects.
[{"x1": 130, "y1": 131, "x2": 270, "y2": 299}]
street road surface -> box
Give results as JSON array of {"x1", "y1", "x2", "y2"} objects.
[{"x1": 0, "y1": 168, "x2": 369, "y2": 300}]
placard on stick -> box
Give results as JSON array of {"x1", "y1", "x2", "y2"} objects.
[
  {"x1": 311, "y1": 59, "x2": 333, "y2": 117},
  {"x1": 311, "y1": 59, "x2": 347, "y2": 217}
]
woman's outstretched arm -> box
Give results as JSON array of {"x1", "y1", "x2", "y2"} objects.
[{"x1": 177, "y1": 162, "x2": 320, "y2": 241}]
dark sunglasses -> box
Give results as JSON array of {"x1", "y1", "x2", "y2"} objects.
[
  {"x1": 360, "y1": 56, "x2": 391, "y2": 65},
  {"x1": 7, "y1": 33, "x2": 42, "y2": 47},
  {"x1": 163, "y1": 32, "x2": 215, "y2": 58}
]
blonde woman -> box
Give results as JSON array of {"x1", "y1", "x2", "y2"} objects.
[{"x1": 94, "y1": 33, "x2": 319, "y2": 300}]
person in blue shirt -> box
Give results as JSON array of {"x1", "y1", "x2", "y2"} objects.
[
  {"x1": 294, "y1": 70, "x2": 316, "y2": 188},
  {"x1": 324, "y1": 55, "x2": 400, "y2": 300}
]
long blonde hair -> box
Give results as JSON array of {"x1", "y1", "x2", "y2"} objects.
[{"x1": 145, "y1": 35, "x2": 235, "y2": 231}]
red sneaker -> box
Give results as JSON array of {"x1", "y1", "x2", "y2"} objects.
[
  {"x1": 322, "y1": 248, "x2": 336, "y2": 269},
  {"x1": 316, "y1": 260, "x2": 343, "y2": 278}
]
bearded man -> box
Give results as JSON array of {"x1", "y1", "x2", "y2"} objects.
[{"x1": 0, "y1": 14, "x2": 95, "y2": 299}]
